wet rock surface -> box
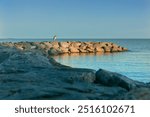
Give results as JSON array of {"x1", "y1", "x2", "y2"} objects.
[{"x1": 0, "y1": 43, "x2": 149, "y2": 100}]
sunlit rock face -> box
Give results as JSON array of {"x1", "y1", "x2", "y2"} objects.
[{"x1": 0, "y1": 41, "x2": 128, "y2": 56}]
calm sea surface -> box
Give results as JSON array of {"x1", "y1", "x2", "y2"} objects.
[{"x1": 0, "y1": 38, "x2": 150, "y2": 82}]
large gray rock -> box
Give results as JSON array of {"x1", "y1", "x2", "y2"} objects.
[
  {"x1": 122, "y1": 88, "x2": 150, "y2": 100},
  {"x1": 95, "y1": 69, "x2": 137, "y2": 90},
  {"x1": 0, "y1": 51, "x2": 54, "y2": 74}
]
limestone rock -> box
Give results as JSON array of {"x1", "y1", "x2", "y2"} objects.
[
  {"x1": 86, "y1": 47, "x2": 94, "y2": 52},
  {"x1": 60, "y1": 47, "x2": 69, "y2": 53},
  {"x1": 39, "y1": 43, "x2": 46, "y2": 49},
  {"x1": 103, "y1": 46, "x2": 111, "y2": 52},
  {"x1": 112, "y1": 46, "x2": 119, "y2": 52},
  {"x1": 70, "y1": 42, "x2": 81, "y2": 48},
  {"x1": 79, "y1": 48, "x2": 87, "y2": 53},
  {"x1": 95, "y1": 47, "x2": 104, "y2": 52},
  {"x1": 51, "y1": 41, "x2": 59, "y2": 49},
  {"x1": 123, "y1": 47, "x2": 128, "y2": 51},
  {"x1": 69, "y1": 46, "x2": 79, "y2": 53},
  {"x1": 79, "y1": 43, "x2": 87, "y2": 50},
  {"x1": 59, "y1": 42, "x2": 70, "y2": 48},
  {"x1": 93, "y1": 43, "x2": 101, "y2": 48},
  {"x1": 117, "y1": 46, "x2": 123, "y2": 52},
  {"x1": 43, "y1": 42, "x2": 53, "y2": 49}
]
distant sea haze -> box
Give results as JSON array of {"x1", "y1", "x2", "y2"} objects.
[{"x1": 0, "y1": 38, "x2": 150, "y2": 83}]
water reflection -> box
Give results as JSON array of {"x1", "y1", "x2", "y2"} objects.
[{"x1": 53, "y1": 52, "x2": 122, "y2": 68}]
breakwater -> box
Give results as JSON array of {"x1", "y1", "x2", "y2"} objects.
[{"x1": 0, "y1": 41, "x2": 127, "y2": 55}]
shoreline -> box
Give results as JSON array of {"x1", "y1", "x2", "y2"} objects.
[{"x1": 0, "y1": 41, "x2": 150, "y2": 99}]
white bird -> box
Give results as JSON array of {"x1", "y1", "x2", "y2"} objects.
[{"x1": 53, "y1": 35, "x2": 57, "y2": 41}]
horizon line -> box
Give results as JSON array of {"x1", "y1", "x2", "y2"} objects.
[{"x1": 0, "y1": 37, "x2": 150, "y2": 40}]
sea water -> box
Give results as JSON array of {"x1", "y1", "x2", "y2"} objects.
[{"x1": 0, "y1": 38, "x2": 150, "y2": 82}]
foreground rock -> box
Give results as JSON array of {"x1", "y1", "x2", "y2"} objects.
[
  {"x1": 95, "y1": 69, "x2": 146, "y2": 91},
  {"x1": 0, "y1": 45, "x2": 149, "y2": 100}
]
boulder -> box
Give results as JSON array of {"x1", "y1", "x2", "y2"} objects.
[
  {"x1": 104, "y1": 42, "x2": 113, "y2": 47},
  {"x1": 95, "y1": 69, "x2": 137, "y2": 90},
  {"x1": 1, "y1": 42, "x2": 14, "y2": 47},
  {"x1": 123, "y1": 47, "x2": 128, "y2": 51},
  {"x1": 79, "y1": 48, "x2": 87, "y2": 53},
  {"x1": 117, "y1": 46, "x2": 123, "y2": 52},
  {"x1": 86, "y1": 43, "x2": 94, "y2": 49},
  {"x1": 93, "y1": 43, "x2": 101, "y2": 48},
  {"x1": 51, "y1": 41, "x2": 59, "y2": 49},
  {"x1": 70, "y1": 42, "x2": 81, "y2": 48},
  {"x1": 69, "y1": 46, "x2": 79, "y2": 53},
  {"x1": 39, "y1": 43, "x2": 46, "y2": 49},
  {"x1": 43, "y1": 42, "x2": 53, "y2": 49},
  {"x1": 95, "y1": 47, "x2": 104, "y2": 52},
  {"x1": 59, "y1": 42, "x2": 70, "y2": 48},
  {"x1": 31, "y1": 46, "x2": 37, "y2": 49},
  {"x1": 112, "y1": 46, "x2": 119, "y2": 52},
  {"x1": 33, "y1": 42, "x2": 41, "y2": 49},
  {"x1": 122, "y1": 88, "x2": 150, "y2": 100},
  {"x1": 86, "y1": 47, "x2": 94, "y2": 53},
  {"x1": 84, "y1": 42, "x2": 92, "y2": 45},
  {"x1": 14, "y1": 43, "x2": 24, "y2": 50},
  {"x1": 111, "y1": 43, "x2": 120, "y2": 52},
  {"x1": 0, "y1": 50, "x2": 53, "y2": 74},
  {"x1": 79, "y1": 43, "x2": 87, "y2": 50},
  {"x1": 99, "y1": 42, "x2": 108, "y2": 47},
  {"x1": 48, "y1": 47, "x2": 62, "y2": 55},
  {"x1": 60, "y1": 47, "x2": 69, "y2": 53},
  {"x1": 0, "y1": 46, "x2": 18, "y2": 63},
  {"x1": 103, "y1": 46, "x2": 111, "y2": 52},
  {"x1": 59, "y1": 68, "x2": 96, "y2": 83}
]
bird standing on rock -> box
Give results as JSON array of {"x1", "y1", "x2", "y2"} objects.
[{"x1": 53, "y1": 35, "x2": 57, "y2": 41}]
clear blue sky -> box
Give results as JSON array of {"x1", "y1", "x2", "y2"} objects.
[{"x1": 0, "y1": 0, "x2": 150, "y2": 38}]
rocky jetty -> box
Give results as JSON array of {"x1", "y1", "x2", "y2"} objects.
[
  {"x1": 0, "y1": 42, "x2": 150, "y2": 100},
  {"x1": 0, "y1": 41, "x2": 127, "y2": 56}
]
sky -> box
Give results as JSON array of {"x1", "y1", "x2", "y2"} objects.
[{"x1": 0, "y1": 0, "x2": 150, "y2": 39}]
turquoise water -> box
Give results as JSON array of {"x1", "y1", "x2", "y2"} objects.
[{"x1": 0, "y1": 38, "x2": 150, "y2": 82}]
